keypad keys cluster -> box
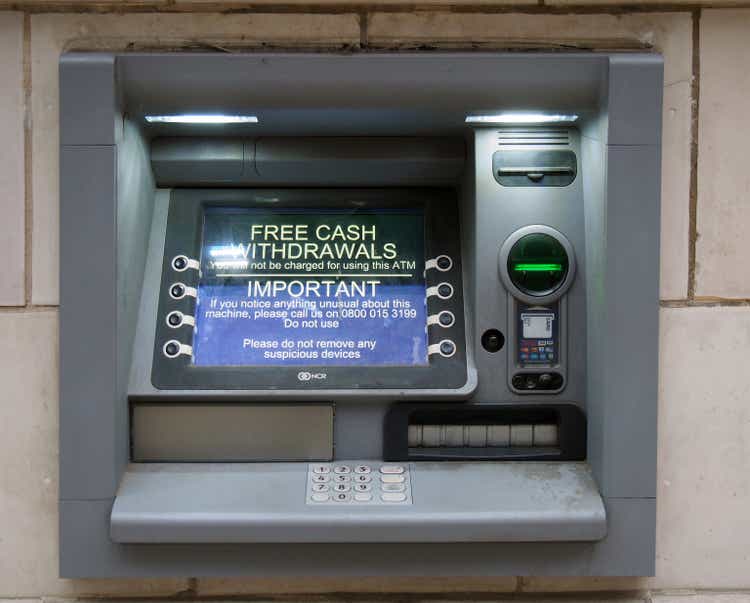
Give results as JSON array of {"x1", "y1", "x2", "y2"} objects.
[{"x1": 307, "y1": 462, "x2": 412, "y2": 505}]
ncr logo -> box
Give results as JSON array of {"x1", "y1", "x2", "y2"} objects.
[{"x1": 297, "y1": 371, "x2": 327, "y2": 382}]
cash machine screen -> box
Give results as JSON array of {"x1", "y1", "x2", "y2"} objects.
[{"x1": 192, "y1": 208, "x2": 428, "y2": 367}]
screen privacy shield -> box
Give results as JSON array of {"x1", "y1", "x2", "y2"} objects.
[{"x1": 193, "y1": 208, "x2": 428, "y2": 367}]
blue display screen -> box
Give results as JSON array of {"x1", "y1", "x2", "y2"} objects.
[{"x1": 192, "y1": 207, "x2": 428, "y2": 366}]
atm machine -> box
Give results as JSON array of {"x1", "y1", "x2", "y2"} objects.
[{"x1": 59, "y1": 52, "x2": 661, "y2": 577}]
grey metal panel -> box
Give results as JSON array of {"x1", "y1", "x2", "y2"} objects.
[
  {"x1": 62, "y1": 497, "x2": 651, "y2": 577},
  {"x1": 150, "y1": 137, "x2": 246, "y2": 184},
  {"x1": 110, "y1": 462, "x2": 605, "y2": 543},
  {"x1": 470, "y1": 127, "x2": 587, "y2": 407},
  {"x1": 60, "y1": 147, "x2": 119, "y2": 498},
  {"x1": 580, "y1": 133, "x2": 607, "y2": 488},
  {"x1": 607, "y1": 55, "x2": 664, "y2": 146},
  {"x1": 598, "y1": 145, "x2": 661, "y2": 498},
  {"x1": 132, "y1": 404, "x2": 333, "y2": 462},
  {"x1": 150, "y1": 137, "x2": 465, "y2": 186},
  {"x1": 59, "y1": 146, "x2": 118, "y2": 500},
  {"x1": 114, "y1": 52, "x2": 609, "y2": 137},
  {"x1": 116, "y1": 120, "x2": 156, "y2": 489},
  {"x1": 60, "y1": 54, "x2": 117, "y2": 146},
  {"x1": 332, "y1": 402, "x2": 389, "y2": 460},
  {"x1": 254, "y1": 137, "x2": 465, "y2": 185}
]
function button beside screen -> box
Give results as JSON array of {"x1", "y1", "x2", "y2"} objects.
[
  {"x1": 438, "y1": 311, "x2": 455, "y2": 327},
  {"x1": 166, "y1": 311, "x2": 183, "y2": 328},
  {"x1": 163, "y1": 340, "x2": 181, "y2": 358},
  {"x1": 169, "y1": 283, "x2": 186, "y2": 299},
  {"x1": 436, "y1": 255, "x2": 453, "y2": 271},
  {"x1": 439, "y1": 340, "x2": 456, "y2": 358},
  {"x1": 171, "y1": 255, "x2": 189, "y2": 271},
  {"x1": 436, "y1": 283, "x2": 454, "y2": 299}
]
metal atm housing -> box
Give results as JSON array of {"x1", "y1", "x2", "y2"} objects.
[{"x1": 59, "y1": 52, "x2": 661, "y2": 577}]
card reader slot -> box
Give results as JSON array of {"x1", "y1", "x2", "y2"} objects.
[{"x1": 384, "y1": 403, "x2": 585, "y2": 462}]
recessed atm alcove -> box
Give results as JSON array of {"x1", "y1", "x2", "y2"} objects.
[{"x1": 59, "y1": 52, "x2": 661, "y2": 577}]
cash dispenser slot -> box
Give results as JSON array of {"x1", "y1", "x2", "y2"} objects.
[{"x1": 383, "y1": 403, "x2": 586, "y2": 462}]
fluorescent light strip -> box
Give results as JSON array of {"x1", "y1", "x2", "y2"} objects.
[
  {"x1": 465, "y1": 113, "x2": 578, "y2": 125},
  {"x1": 144, "y1": 114, "x2": 259, "y2": 124}
]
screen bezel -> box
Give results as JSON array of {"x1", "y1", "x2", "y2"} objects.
[{"x1": 151, "y1": 188, "x2": 468, "y2": 390}]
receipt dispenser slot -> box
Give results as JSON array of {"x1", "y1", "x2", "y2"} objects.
[{"x1": 493, "y1": 149, "x2": 578, "y2": 187}]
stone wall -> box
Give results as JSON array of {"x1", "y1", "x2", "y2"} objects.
[{"x1": 0, "y1": 2, "x2": 749, "y2": 600}]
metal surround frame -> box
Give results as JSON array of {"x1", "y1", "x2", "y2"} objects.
[
  {"x1": 152, "y1": 188, "x2": 468, "y2": 390},
  {"x1": 59, "y1": 51, "x2": 661, "y2": 577}
]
